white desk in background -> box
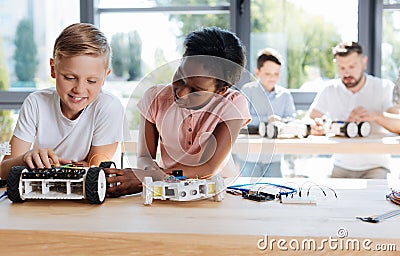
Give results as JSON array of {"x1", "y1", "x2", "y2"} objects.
[{"x1": 122, "y1": 132, "x2": 400, "y2": 155}]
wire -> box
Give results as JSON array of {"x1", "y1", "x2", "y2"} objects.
[
  {"x1": 227, "y1": 182, "x2": 297, "y2": 197},
  {"x1": 0, "y1": 190, "x2": 7, "y2": 200},
  {"x1": 387, "y1": 190, "x2": 400, "y2": 205},
  {"x1": 306, "y1": 184, "x2": 337, "y2": 198},
  {"x1": 88, "y1": 153, "x2": 111, "y2": 167}
]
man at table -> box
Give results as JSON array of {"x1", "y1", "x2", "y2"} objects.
[{"x1": 308, "y1": 41, "x2": 400, "y2": 179}]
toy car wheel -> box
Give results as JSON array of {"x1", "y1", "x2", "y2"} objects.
[
  {"x1": 85, "y1": 167, "x2": 106, "y2": 204},
  {"x1": 258, "y1": 122, "x2": 267, "y2": 137},
  {"x1": 6, "y1": 166, "x2": 26, "y2": 203},
  {"x1": 297, "y1": 124, "x2": 308, "y2": 138},
  {"x1": 212, "y1": 174, "x2": 225, "y2": 202},
  {"x1": 358, "y1": 122, "x2": 371, "y2": 137},
  {"x1": 344, "y1": 122, "x2": 358, "y2": 138},
  {"x1": 304, "y1": 124, "x2": 311, "y2": 138},
  {"x1": 266, "y1": 123, "x2": 278, "y2": 139},
  {"x1": 142, "y1": 176, "x2": 153, "y2": 205}
]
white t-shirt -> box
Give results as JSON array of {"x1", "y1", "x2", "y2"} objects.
[
  {"x1": 309, "y1": 74, "x2": 394, "y2": 171},
  {"x1": 13, "y1": 88, "x2": 129, "y2": 162}
]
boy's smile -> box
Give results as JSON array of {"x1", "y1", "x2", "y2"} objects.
[{"x1": 50, "y1": 55, "x2": 110, "y2": 120}]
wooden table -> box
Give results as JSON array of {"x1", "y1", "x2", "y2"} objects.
[
  {"x1": 1, "y1": 178, "x2": 399, "y2": 255},
  {"x1": 122, "y1": 133, "x2": 400, "y2": 155}
]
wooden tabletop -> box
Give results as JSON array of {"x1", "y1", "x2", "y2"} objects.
[{"x1": 1, "y1": 177, "x2": 399, "y2": 255}]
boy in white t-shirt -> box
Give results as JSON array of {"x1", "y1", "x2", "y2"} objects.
[
  {"x1": 0, "y1": 23, "x2": 128, "y2": 179},
  {"x1": 308, "y1": 41, "x2": 400, "y2": 179}
]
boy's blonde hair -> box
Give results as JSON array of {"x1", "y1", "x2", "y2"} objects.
[{"x1": 52, "y1": 23, "x2": 111, "y2": 69}]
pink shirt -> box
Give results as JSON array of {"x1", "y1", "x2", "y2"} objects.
[{"x1": 137, "y1": 84, "x2": 251, "y2": 172}]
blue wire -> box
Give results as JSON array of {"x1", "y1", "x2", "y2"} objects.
[
  {"x1": 0, "y1": 190, "x2": 7, "y2": 200},
  {"x1": 227, "y1": 182, "x2": 297, "y2": 196}
]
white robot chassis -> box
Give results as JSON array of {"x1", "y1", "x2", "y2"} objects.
[
  {"x1": 142, "y1": 172, "x2": 225, "y2": 205},
  {"x1": 259, "y1": 120, "x2": 371, "y2": 139},
  {"x1": 7, "y1": 164, "x2": 107, "y2": 204}
]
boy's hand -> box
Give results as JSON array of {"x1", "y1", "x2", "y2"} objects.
[
  {"x1": 310, "y1": 117, "x2": 325, "y2": 135},
  {"x1": 23, "y1": 148, "x2": 68, "y2": 169}
]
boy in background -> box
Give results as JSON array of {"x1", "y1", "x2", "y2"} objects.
[{"x1": 238, "y1": 48, "x2": 295, "y2": 177}]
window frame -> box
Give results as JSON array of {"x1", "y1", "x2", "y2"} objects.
[{"x1": 0, "y1": 0, "x2": 386, "y2": 110}]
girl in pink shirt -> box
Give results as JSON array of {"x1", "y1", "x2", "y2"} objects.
[{"x1": 106, "y1": 27, "x2": 250, "y2": 197}]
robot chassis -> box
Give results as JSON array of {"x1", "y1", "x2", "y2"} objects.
[
  {"x1": 6, "y1": 162, "x2": 113, "y2": 204},
  {"x1": 258, "y1": 120, "x2": 371, "y2": 139},
  {"x1": 142, "y1": 170, "x2": 225, "y2": 205}
]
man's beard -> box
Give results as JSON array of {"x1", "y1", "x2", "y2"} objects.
[{"x1": 342, "y1": 73, "x2": 364, "y2": 89}]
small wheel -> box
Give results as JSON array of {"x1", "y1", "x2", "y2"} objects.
[
  {"x1": 258, "y1": 122, "x2": 267, "y2": 137},
  {"x1": 212, "y1": 174, "x2": 225, "y2": 202},
  {"x1": 304, "y1": 124, "x2": 311, "y2": 138},
  {"x1": 142, "y1": 177, "x2": 153, "y2": 205},
  {"x1": 266, "y1": 123, "x2": 278, "y2": 139},
  {"x1": 358, "y1": 122, "x2": 371, "y2": 137},
  {"x1": 6, "y1": 166, "x2": 26, "y2": 203},
  {"x1": 344, "y1": 122, "x2": 358, "y2": 138},
  {"x1": 85, "y1": 167, "x2": 106, "y2": 204}
]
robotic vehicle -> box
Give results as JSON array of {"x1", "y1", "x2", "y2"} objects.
[
  {"x1": 259, "y1": 120, "x2": 311, "y2": 139},
  {"x1": 324, "y1": 121, "x2": 371, "y2": 138},
  {"x1": 6, "y1": 162, "x2": 112, "y2": 204},
  {"x1": 142, "y1": 170, "x2": 225, "y2": 205},
  {"x1": 259, "y1": 120, "x2": 371, "y2": 139}
]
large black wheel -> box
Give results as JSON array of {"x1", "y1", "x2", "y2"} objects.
[
  {"x1": 7, "y1": 166, "x2": 26, "y2": 203},
  {"x1": 85, "y1": 167, "x2": 106, "y2": 204},
  {"x1": 344, "y1": 122, "x2": 358, "y2": 138},
  {"x1": 358, "y1": 122, "x2": 371, "y2": 137}
]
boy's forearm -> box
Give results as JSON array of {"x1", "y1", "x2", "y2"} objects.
[{"x1": 0, "y1": 155, "x2": 25, "y2": 180}]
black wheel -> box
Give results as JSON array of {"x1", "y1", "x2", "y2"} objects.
[
  {"x1": 304, "y1": 124, "x2": 311, "y2": 138},
  {"x1": 85, "y1": 167, "x2": 106, "y2": 204},
  {"x1": 6, "y1": 166, "x2": 26, "y2": 203},
  {"x1": 266, "y1": 123, "x2": 278, "y2": 139},
  {"x1": 344, "y1": 122, "x2": 358, "y2": 138},
  {"x1": 358, "y1": 122, "x2": 371, "y2": 137}
]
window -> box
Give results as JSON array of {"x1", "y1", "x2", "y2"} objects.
[
  {"x1": 382, "y1": 1, "x2": 400, "y2": 82},
  {"x1": 95, "y1": 1, "x2": 231, "y2": 130},
  {"x1": 250, "y1": 0, "x2": 358, "y2": 90},
  {"x1": 0, "y1": 0, "x2": 79, "y2": 141},
  {"x1": 0, "y1": 0, "x2": 79, "y2": 92}
]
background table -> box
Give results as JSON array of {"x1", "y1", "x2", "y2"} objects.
[
  {"x1": 122, "y1": 132, "x2": 400, "y2": 155},
  {"x1": 232, "y1": 133, "x2": 400, "y2": 154},
  {"x1": 1, "y1": 178, "x2": 399, "y2": 255}
]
